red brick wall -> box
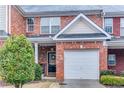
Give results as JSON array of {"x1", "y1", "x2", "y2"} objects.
[
  {"x1": 61, "y1": 16, "x2": 75, "y2": 29},
  {"x1": 26, "y1": 17, "x2": 41, "y2": 36},
  {"x1": 10, "y1": 11, "x2": 103, "y2": 36},
  {"x1": 108, "y1": 49, "x2": 124, "y2": 74},
  {"x1": 61, "y1": 15, "x2": 103, "y2": 29},
  {"x1": 88, "y1": 15, "x2": 103, "y2": 28},
  {"x1": 11, "y1": 6, "x2": 26, "y2": 35},
  {"x1": 113, "y1": 17, "x2": 120, "y2": 36},
  {"x1": 56, "y1": 41, "x2": 108, "y2": 81}
]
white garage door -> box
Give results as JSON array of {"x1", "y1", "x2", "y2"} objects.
[{"x1": 64, "y1": 50, "x2": 99, "y2": 79}]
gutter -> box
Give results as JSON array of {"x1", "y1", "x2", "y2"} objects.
[{"x1": 23, "y1": 10, "x2": 103, "y2": 17}]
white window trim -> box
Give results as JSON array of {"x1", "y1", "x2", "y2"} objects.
[
  {"x1": 104, "y1": 18, "x2": 113, "y2": 34},
  {"x1": 26, "y1": 18, "x2": 34, "y2": 32},
  {"x1": 108, "y1": 54, "x2": 116, "y2": 66},
  {"x1": 26, "y1": 18, "x2": 28, "y2": 32},
  {"x1": 120, "y1": 18, "x2": 124, "y2": 27},
  {"x1": 120, "y1": 18, "x2": 124, "y2": 36},
  {"x1": 102, "y1": 16, "x2": 105, "y2": 29},
  {"x1": 49, "y1": 18, "x2": 52, "y2": 34},
  {"x1": 40, "y1": 17, "x2": 60, "y2": 34},
  {"x1": 8, "y1": 5, "x2": 11, "y2": 34}
]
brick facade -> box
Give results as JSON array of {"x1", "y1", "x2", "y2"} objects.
[
  {"x1": 108, "y1": 49, "x2": 124, "y2": 74},
  {"x1": 61, "y1": 16, "x2": 75, "y2": 29},
  {"x1": 56, "y1": 42, "x2": 108, "y2": 81},
  {"x1": 88, "y1": 15, "x2": 103, "y2": 28},
  {"x1": 10, "y1": 6, "x2": 104, "y2": 36},
  {"x1": 11, "y1": 6, "x2": 26, "y2": 35},
  {"x1": 9, "y1": 6, "x2": 123, "y2": 37},
  {"x1": 113, "y1": 17, "x2": 120, "y2": 36}
]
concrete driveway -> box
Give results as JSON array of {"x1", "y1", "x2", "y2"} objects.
[{"x1": 60, "y1": 79, "x2": 105, "y2": 88}]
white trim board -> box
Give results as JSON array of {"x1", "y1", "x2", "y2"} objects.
[{"x1": 53, "y1": 13, "x2": 111, "y2": 41}]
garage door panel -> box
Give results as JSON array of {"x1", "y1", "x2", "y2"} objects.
[{"x1": 64, "y1": 50, "x2": 99, "y2": 79}]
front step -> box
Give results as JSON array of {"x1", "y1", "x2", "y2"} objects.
[{"x1": 43, "y1": 77, "x2": 56, "y2": 80}]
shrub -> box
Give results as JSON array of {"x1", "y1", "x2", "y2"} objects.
[
  {"x1": 34, "y1": 64, "x2": 42, "y2": 80},
  {"x1": 0, "y1": 35, "x2": 35, "y2": 88},
  {"x1": 100, "y1": 75, "x2": 124, "y2": 86},
  {"x1": 120, "y1": 71, "x2": 124, "y2": 77},
  {"x1": 100, "y1": 70, "x2": 115, "y2": 76}
]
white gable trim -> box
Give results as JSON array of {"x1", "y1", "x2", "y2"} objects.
[{"x1": 53, "y1": 13, "x2": 111, "y2": 40}]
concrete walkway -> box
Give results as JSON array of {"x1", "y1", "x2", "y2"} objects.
[{"x1": 61, "y1": 79, "x2": 105, "y2": 88}]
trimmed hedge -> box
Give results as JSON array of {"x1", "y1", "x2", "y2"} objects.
[
  {"x1": 100, "y1": 75, "x2": 124, "y2": 86},
  {"x1": 100, "y1": 70, "x2": 115, "y2": 76},
  {"x1": 34, "y1": 64, "x2": 42, "y2": 80}
]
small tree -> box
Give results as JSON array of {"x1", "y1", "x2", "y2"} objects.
[{"x1": 0, "y1": 35, "x2": 35, "y2": 88}]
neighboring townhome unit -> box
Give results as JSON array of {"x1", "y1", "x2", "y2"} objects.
[{"x1": 1, "y1": 5, "x2": 124, "y2": 81}]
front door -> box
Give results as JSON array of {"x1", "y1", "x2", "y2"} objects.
[{"x1": 48, "y1": 52, "x2": 56, "y2": 76}]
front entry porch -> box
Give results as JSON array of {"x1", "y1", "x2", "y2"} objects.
[
  {"x1": 33, "y1": 43, "x2": 56, "y2": 78},
  {"x1": 108, "y1": 49, "x2": 124, "y2": 74}
]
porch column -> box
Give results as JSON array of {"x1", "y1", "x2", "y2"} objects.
[{"x1": 34, "y1": 43, "x2": 38, "y2": 64}]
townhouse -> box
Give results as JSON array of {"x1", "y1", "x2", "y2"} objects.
[{"x1": 0, "y1": 5, "x2": 124, "y2": 81}]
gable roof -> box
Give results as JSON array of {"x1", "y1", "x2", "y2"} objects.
[
  {"x1": 53, "y1": 13, "x2": 111, "y2": 41},
  {"x1": 17, "y1": 5, "x2": 124, "y2": 17},
  {"x1": 20, "y1": 5, "x2": 124, "y2": 13}
]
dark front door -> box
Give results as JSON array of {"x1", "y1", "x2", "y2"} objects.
[{"x1": 48, "y1": 52, "x2": 56, "y2": 74}]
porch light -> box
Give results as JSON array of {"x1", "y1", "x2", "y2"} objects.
[{"x1": 51, "y1": 48, "x2": 54, "y2": 51}]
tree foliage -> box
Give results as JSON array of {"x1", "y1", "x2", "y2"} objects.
[{"x1": 0, "y1": 35, "x2": 35, "y2": 88}]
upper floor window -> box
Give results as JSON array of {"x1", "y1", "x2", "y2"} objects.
[
  {"x1": 104, "y1": 18, "x2": 113, "y2": 34},
  {"x1": 41, "y1": 17, "x2": 60, "y2": 34},
  {"x1": 27, "y1": 17, "x2": 34, "y2": 32},
  {"x1": 120, "y1": 18, "x2": 124, "y2": 36}
]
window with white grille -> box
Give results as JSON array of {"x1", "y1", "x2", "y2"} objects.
[{"x1": 104, "y1": 18, "x2": 113, "y2": 34}]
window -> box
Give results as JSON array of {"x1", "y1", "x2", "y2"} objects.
[
  {"x1": 0, "y1": 5, "x2": 7, "y2": 35},
  {"x1": 41, "y1": 17, "x2": 60, "y2": 34},
  {"x1": 104, "y1": 18, "x2": 113, "y2": 33},
  {"x1": 27, "y1": 18, "x2": 34, "y2": 32},
  {"x1": 120, "y1": 18, "x2": 124, "y2": 36},
  {"x1": 108, "y1": 54, "x2": 116, "y2": 66}
]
